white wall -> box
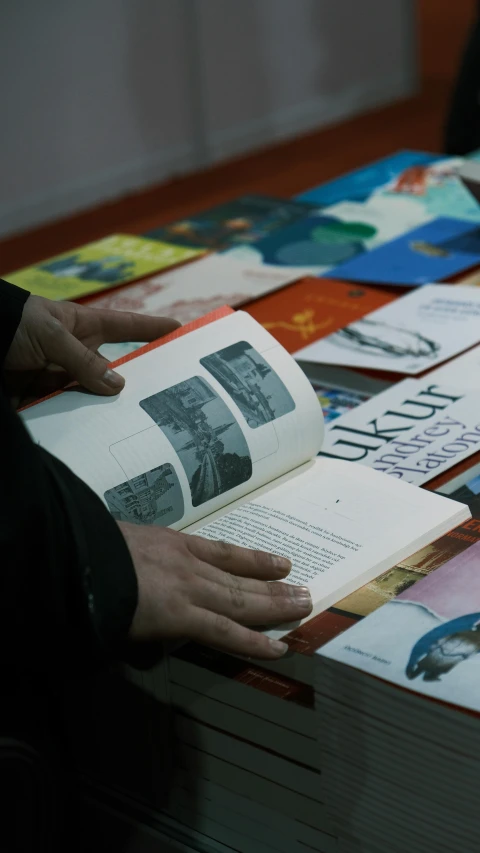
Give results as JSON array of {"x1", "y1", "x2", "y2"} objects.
[{"x1": 0, "y1": 0, "x2": 416, "y2": 238}]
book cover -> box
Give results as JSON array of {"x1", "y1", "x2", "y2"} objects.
[
  {"x1": 90, "y1": 253, "x2": 311, "y2": 362},
  {"x1": 325, "y1": 217, "x2": 480, "y2": 286},
  {"x1": 319, "y1": 535, "x2": 480, "y2": 714},
  {"x1": 145, "y1": 195, "x2": 317, "y2": 250},
  {"x1": 317, "y1": 374, "x2": 480, "y2": 487},
  {"x1": 223, "y1": 197, "x2": 426, "y2": 275},
  {"x1": 307, "y1": 382, "x2": 372, "y2": 425},
  {"x1": 374, "y1": 156, "x2": 480, "y2": 225},
  {"x1": 6, "y1": 234, "x2": 203, "y2": 301},
  {"x1": 295, "y1": 284, "x2": 480, "y2": 375},
  {"x1": 243, "y1": 277, "x2": 395, "y2": 354},
  {"x1": 332, "y1": 489, "x2": 480, "y2": 620},
  {"x1": 296, "y1": 151, "x2": 443, "y2": 206}
]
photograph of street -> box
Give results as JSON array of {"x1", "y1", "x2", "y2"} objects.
[
  {"x1": 200, "y1": 341, "x2": 295, "y2": 428},
  {"x1": 140, "y1": 378, "x2": 252, "y2": 507},
  {"x1": 104, "y1": 463, "x2": 184, "y2": 526}
]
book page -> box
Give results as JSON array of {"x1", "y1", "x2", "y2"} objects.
[
  {"x1": 22, "y1": 311, "x2": 322, "y2": 531},
  {"x1": 188, "y1": 457, "x2": 468, "y2": 640}
]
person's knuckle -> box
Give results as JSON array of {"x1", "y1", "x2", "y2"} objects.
[
  {"x1": 43, "y1": 316, "x2": 65, "y2": 341},
  {"x1": 213, "y1": 613, "x2": 232, "y2": 637},
  {"x1": 252, "y1": 548, "x2": 272, "y2": 569},
  {"x1": 82, "y1": 348, "x2": 99, "y2": 370},
  {"x1": 246, "y1": 632, "x2": 266, "y2": 657},
  {"x1": 228, "y1": 574, "x2": 245, "y2": 611},
  {"x1": 215, "y1": 539, "x2": 235, "y2": 560}
]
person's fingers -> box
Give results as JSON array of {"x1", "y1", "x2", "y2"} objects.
[
  {"x1": 187, "y1": 606, "x2": 292, "y2": 659},
  {"x1": 95, "y1": 308, "x2": 181, "y2": 343},
  {"x1": 193, "y1": 555, "x2": 295, "y2": 598},
  {"x1": 41, "y1": 321, "x2": 125, "y2": 395},
  {"x1": 191, "y1": 571, "x2": 312, "y2": 626},
  {"x1": 187, "y1": 535, "x2": 292, "y2": 580}
]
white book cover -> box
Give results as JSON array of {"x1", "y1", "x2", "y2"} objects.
[
  {"x1": 320, "y1": 376, "x2": 480, "y2": 486},
  {"x1": 320, "y1": 378, "x2": 466, "y2": 463},
  {"x1": 295, "y1": 285, "x2": 480, "y2": 375},
  {"x1": 93, "y1": 254, "x2": 306, "y2": 361},
  {"x1": 318, "y1": 540, "x2": 480, "y2": 715}
]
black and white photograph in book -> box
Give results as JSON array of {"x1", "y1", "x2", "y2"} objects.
[
  {"x1": 140, "y1": 378, "x2": 252, "y2": 507},
  {"x1": 200, "y1": 341, "x2": 295, "y2": 428},
  {"x1": 104, "y1": 463, "x2": 184, "y2": 526}
]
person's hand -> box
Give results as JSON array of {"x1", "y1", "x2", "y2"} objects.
[
  {"x1": 120, "y1": 522, "x2": 312, "y2": 659},
  {"x1": 5, "y1": 294, "x2": 180, "y2": 404}
]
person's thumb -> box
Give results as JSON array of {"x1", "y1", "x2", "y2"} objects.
[{"x1": 46, "y1": 325, "x2": 125, "y2": 395}]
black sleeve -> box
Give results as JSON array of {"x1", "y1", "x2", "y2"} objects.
[{"x1": 0, "y1": 279, "x2": 138, "y2": 675}]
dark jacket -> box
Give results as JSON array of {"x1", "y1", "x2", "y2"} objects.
[{"x1": 0, "y1": 279, "x2": 138, "y2": 677}]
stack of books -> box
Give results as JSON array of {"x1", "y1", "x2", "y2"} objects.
[{"x1": 314, "y1": 481, "x2": 480, "y2": 853}]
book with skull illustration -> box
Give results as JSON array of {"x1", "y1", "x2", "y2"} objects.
[
  {"x1": 294, "y1": 284, "x2": 480, "y2": 375},
  {"x1": 21, "y1": 308, "x2": 468, "y2": 635}
]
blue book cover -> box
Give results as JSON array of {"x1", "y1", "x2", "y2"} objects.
[
  {"x1": 296, "y1": 150, "x2": 443, "y2": 207},
  {"x1": 325, "y1": 217, "x2": 480, "y2": 286}
]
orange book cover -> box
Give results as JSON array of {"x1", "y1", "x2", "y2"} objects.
[{"x1": 243, "y1": 276, "x2": 396, "y2": 353}]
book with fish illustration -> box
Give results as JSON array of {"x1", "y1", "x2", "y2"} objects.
[{"x1": 318, "y1": 537, "x2": 480, "y2": 714}]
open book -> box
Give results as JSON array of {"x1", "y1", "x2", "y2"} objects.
[{"x1": 21, "y1": 308, "x2": 470, "y2": 636}]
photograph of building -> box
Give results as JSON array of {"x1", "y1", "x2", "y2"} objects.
[
  {"x1": 140, "y1": 377, "x2": 252, "y2": 507},
  {"x1": 104, "y1": 463, "x2": 184, "y2": 526},
  {"x1": 201, "y1": 341, "x2": 295, "y2": 428}
]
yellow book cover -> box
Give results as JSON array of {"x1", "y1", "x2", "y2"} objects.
[{"x1": 6, "y1": 234, "x2": 204, "y2": 301}]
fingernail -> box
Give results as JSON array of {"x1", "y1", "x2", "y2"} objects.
[
  {"x1": 294, "y1": 586, "x2": 312, "y2": 610},
  {"x1": 269, "y1": 640, "x2": 289, "y2": 657},
  {"x1": 102, "y1": 368, "x2": 124, "y2": 389}
]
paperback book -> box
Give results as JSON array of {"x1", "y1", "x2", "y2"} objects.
[
  {"x1": 294, "y1": 284, "x2": 480, "y2": 375},
  {"x1": 6, "y1": 235, "x2": 203, "y2": 301},
  {"x1": 21, "y1": 310, "x2": 468, "y2": 635},
  {"x1": 318, "y1": 532, "x2": 480, "y2": 714},
  {"x1": 325, "y1": 217, "x2": 480, "y2": 286},
  {"x1": 145, "y1": 195, "x2": 317, "y2": 250},
  {"x1": 224, "y1": 197, "x2": 428, "y2": 275},
  {"x1": 244, "y1": 276, "x2": 395, "y2": 354},
  {"x1": 90, "y1": 253, "x2": 309, "y2": 362},
  {"x1": 319, "y1": 376, "x2": 480, "y2": 486},
  {"x1": 373, "y1": 156, "x2": 480, "y2": 224},
  {"x1": 296, "y1": 151, "x2": 443, "y2": 206}
]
